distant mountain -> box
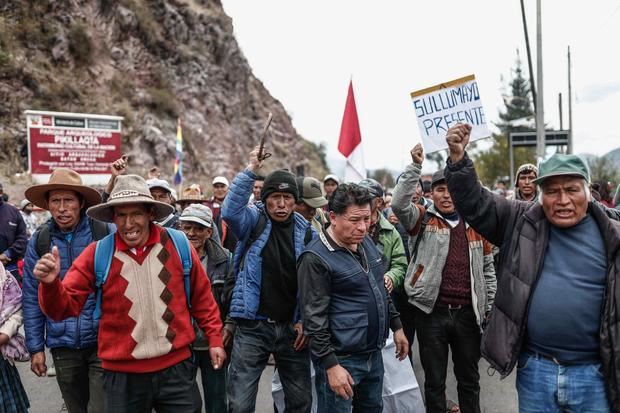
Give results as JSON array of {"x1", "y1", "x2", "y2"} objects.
[{"x1": 604, "y1": 147, "x2": 620, "y2": 169}]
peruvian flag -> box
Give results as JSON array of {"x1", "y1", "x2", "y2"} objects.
[{"x1": 338, "y1": 81, "x2": 366, "y2": 182}]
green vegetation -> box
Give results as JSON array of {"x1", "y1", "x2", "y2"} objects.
[
  {"x1": 473, "y1": 53, "x2": 536, "y2": 186},
  {"x1": 148, "y1": 87, "x2": 178, "y2": 118},
  {"x1": 120, "y1": 0, "x2": 163, "y2": 52},
  {"x1": 68, "y1": 23, "x2": 93, "y2": 66}
]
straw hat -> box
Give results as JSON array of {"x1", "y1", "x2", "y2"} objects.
[
  {"x1": 25, "y1": 168, "x2": 102, "y2": 210},
  {"x1": 87, "y1": 174, "x2": 174, "y2": 223}
]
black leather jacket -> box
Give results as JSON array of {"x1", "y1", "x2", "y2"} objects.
[{"x1": 445, "y1": 154, "x2": 620, "y2": 412}]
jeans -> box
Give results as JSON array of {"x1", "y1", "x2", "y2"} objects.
[
  {"x1": 314, "y1": 350, "x2": 384, "y2": 413},
  {"x1": 414, "y1": 305, "x2": 481, "y2": 413},
  {"x1": 195, "y1": 350, "x2": 227, "y2": 413},
  {"x1": 103, "y1": 358, "x2": 201, "y2": 413},
  {"x1": 227, "y1": 319, "x2": 311, "y2": 413},
  {"x1": 50, "y1": 346, "x2": 104, "y2": 413},
  {"x1": 516, "y1": 351, "x2": 611, "y2": 413}
]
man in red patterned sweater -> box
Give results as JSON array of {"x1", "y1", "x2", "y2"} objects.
[{"x1": 33, "y1": 174, "x2": 226, "y2": 412}]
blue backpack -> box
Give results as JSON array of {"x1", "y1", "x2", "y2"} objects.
[{"x1": 92, "y1": 228, "x2": 192, "y2": 319}]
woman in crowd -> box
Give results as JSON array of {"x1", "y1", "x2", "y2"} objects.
[{"x1": 0, "y1": 261, "x2": 30, "y2": 413}]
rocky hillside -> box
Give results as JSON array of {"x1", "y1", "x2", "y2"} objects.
[{"x1": 0, "y1": 0, "x2": 328, "y2": 191}]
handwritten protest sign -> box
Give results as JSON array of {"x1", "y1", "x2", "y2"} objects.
[{"x1": 410, "y1": 74, "x2": 490, "y2": 153}]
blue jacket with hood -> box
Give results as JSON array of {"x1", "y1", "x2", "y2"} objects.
[
  {"x1": 222, "y1": 168, "x2": 315, "y2": 321},
  {"x1": 23, "y1": 213, "x2": 114, "y2": 353}
]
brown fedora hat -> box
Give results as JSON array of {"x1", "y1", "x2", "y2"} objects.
[
  {"x1": 175, "y1": 185, "x2": 206, "y2": 204},
  {"x1": 87, "y1": 174, "x2": 174, "y2": 223},
  {"x1": 25, "y1": 168, "x2": 102, "y2": 210}
]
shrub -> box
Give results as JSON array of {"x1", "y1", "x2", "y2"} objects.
[{"x1": 68, "y1": 23, "x2": 93, "y2": 66}]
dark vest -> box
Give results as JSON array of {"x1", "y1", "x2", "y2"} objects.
[{"x1": 304, "y1": 233, "x2": 389, "y2": 355}]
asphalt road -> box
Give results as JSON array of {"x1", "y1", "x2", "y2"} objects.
[{"x1": 16, "y1": 341, "x2": 518, "y2": 413}]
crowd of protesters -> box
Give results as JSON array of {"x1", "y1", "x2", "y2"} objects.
[{"x1": 0, "y1": 124, "x2": 620, "y2": 413}]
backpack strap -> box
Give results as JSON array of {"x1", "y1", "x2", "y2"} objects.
[
  {"x1": 35, "y1": 224, "x2": 52, "y2": 258},
  {"x1": 304, "y1": 225, "x2": 313, "y2": 245},
  {"x1": 166, "y1": 228, "x2": 193, "y2": 309},
  {"x1": 238, "y1": 211, "x2": 267, "y2": 272},
  {"x1": 93, "y1": 233, "x2": 116, "y2": 319},
  {"x1": 90, "y1": 218, "x2": 110, "y2": 241},
  {"x1": 411, "y1": 212, "x2": 431, "y2": 264}
]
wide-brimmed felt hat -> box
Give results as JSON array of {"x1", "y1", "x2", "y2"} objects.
[
  {"x1": 533, "y1": 154, "x2": 589, "y2": 185},
  {"x1": 87, "y1": 174, "x2": 174, "y2": 223},
  {"x1": 176, "y1": 185, "x2": 206, "y2": 204},
  {"x1": 296, "y1": 176, "x2": 328, "y2": 209},
  {"x1": 25, "y1": 168, "x2": 102, "y2": 210}
]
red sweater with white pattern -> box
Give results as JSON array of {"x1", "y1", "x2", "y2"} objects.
[{"x1": 39, "y1": 224, "x2": 223, "y2": 373}]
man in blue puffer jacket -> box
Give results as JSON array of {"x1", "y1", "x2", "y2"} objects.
[
  {"x1": 22, "y1": 168, "x2": 113, "y2": 413},
  {"x1": 222, "y1": 147, "x2": 316, "y2": 413}
]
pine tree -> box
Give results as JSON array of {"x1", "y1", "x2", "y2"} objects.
[{"x1": 474, "y1": 51, "x2": 536, "y2": 186}]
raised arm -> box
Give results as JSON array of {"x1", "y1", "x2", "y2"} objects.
[
  {"x1": 221, "y1": 146, "x2": 263, "y2": 239},
  {"x1": 391, "y1": 144, "x2": 425, "y2": 231},
  {"x1": 444, "y1": 124, "x2": 525, "y2": 246}
]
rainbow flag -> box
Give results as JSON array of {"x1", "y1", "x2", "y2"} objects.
[{"x1": 173, "y1": 118, "x2": 183, "y2": 185}]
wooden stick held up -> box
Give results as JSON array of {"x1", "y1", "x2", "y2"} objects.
[{"x1": 257, "y1": 112, "x2": 273, "y2": 161}]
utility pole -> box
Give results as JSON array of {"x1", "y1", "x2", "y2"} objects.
[
  {"x1": 520, "y1": 0, "x2": 537, "y2": 112},
  {"x1": 567, "y1": 46, "x2": 573, "y2": 154},
  {"x1": 559, "y1": 93, "x2": 563, "y2": 130},
  {"x1": 535, "y1": 0, "x2": 545, "y2": 160}
]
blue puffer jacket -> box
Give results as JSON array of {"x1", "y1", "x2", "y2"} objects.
[
  {"x1": 222, "y1": 168, "x2": 315, "y2": 320},
  {"x1": 22, "y1": 213, "x2": 114, "y2": 353}
]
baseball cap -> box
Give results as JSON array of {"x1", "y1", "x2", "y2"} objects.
[
  {"x1": 533, "y1": 154, "x2": 589, "y2": 185},
  {"x1": 323, "y1": 174, "x2": 340, "y2": 185},
  {"x1": 431, "y1": 170, "x2": 446, "y2": 187},
  {"x1": 296, "y1": 177, "x2": 328, "y2": 208},
  {"x1": 20, "y1": 199, "x2": 33, "y2": 209},
  {"x1": 146, "y1": 178, "x2": 172, "y2": 194},
  {"x1": 358, "y1": 178, "x2": 384, "y2": 199},
  {"x1": 179, "y1": 203, "x2": 213, "y2": 228},
  {"x1": 212, "y1": 176, "x2": 229, "y2": 186}
]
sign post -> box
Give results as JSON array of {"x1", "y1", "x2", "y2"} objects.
[{"x1": 25, "y1": 110, "x2": 123, "y2": 185}]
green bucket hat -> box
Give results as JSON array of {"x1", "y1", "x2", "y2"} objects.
[{"x1": 532, "y1": 154, "x2": 590, "y2": 185}]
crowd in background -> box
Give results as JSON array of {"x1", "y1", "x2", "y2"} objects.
[{"x1": 1, "y1": 124, "x2": 620, "y2": 413}]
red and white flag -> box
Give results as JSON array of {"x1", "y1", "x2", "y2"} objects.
[{"x1": 338, "y1": 81, "x2": 366, "y2": 182}]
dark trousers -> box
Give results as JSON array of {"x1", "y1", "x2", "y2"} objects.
[
  {"x1": 103, "y1": 358, "x2": 201, "y2": 413},
  {"x1": 50, "y1": 346, "x2": 104, "y2": 413},
  {"x1": 394, "y1": 291, "x2": 416, "y2": 365},
  {"x1": 227, "y1": 319, "x2": 311, "y2": 413},
  {"x1": 415, "y1": 305, "x2": 481, "y2": 413},
  {"x1": 195, "y1": 350, "x2": 227, "y2": 413}
]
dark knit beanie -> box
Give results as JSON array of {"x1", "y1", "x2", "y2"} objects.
[{"x1": 261, "y1": 169, "x2": 299, "y2": 203}]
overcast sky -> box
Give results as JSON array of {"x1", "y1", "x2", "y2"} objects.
[{"x1": 222, "y1": 1, "x2": 620, "y2": 173}]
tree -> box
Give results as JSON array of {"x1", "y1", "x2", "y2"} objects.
[
  {"x1": 473, "y1": 51, "x2": 536, "y2": 186},
  {"x1": 588, "y1": 156, "x2": 620, "y2": 187},
  {"x1": 370, "y1": 168, "x2": 395, "y2": 189}
]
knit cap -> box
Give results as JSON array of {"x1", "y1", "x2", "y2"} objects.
[{"x1": 261, "y1": 169, "x2": 299, "y2": 203}]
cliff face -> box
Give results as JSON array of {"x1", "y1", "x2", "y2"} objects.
[{"x1": 0, "y1": 0, "x2": 327, "y2": 187}]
